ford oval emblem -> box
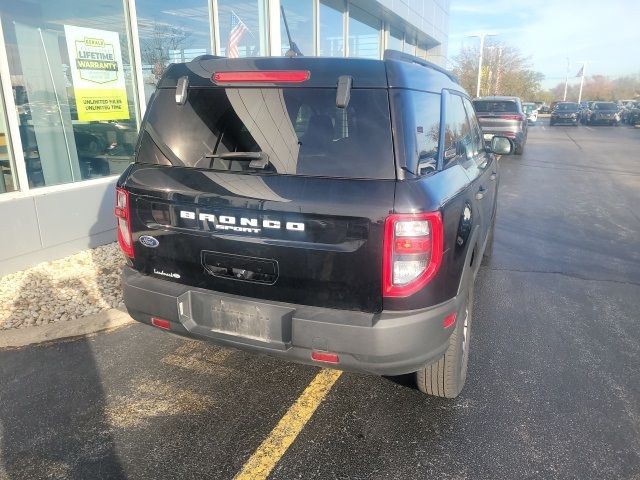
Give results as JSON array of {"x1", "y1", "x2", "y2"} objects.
[{"x1": 139, "y1": 235, "x2": 159, "y2": 248}]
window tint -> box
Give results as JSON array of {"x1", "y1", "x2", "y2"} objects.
[
  {"x1": 443, "y1": 95, "x2": 472, "y2": 167},
  {"x1": 462, "y1": 97, "x2": 485, "y2": 163},
  {"x1": 139, "y1": 88, "x2": 395, "y2": 180},
  {"x1": 472, "y1": 100, "x2": 518, "y2": 113},
  {"x1": 391, "y1": 90, "x2": 440, "y2": 176},
  {"x1": 594, "y1": 102, "x2": 617, "y2": 110}
]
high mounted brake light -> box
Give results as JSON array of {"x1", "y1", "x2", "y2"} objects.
[
  {"x1": 383, "y1": 212, "x2": 443, "y2": 298},
  {"x1": 115, "y1": 188, "x2": 134, "y2": 258},
  {"x1": 212, "y1": 70, "x2": 310, "y2": 84}
]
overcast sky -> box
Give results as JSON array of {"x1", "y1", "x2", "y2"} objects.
[{"x1": 448, "y1": 0, "x2": 640, "y2": 88}]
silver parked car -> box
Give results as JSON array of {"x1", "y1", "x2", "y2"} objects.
[{"x1": 472, "y1": 96, "x2": 528, "y2": 155}]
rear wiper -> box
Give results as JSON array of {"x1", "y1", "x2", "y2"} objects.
[{"x1": 204, "y1": 152, "x2": 270, "y2": 169}]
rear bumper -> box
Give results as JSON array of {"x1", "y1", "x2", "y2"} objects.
[
  {"x1": 122, "y1": 267, "x2": 460, "y2": 376},
  {"x1": 550, "y1": 117, "x2": 579, "y2": 124},
  {"x1": 482, "y1": 129, "x2": 526, "y2": 147}
]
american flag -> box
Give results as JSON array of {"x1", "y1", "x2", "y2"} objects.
[{"x1": 227, "y1": 12, "x2": 248, "y2": 58}]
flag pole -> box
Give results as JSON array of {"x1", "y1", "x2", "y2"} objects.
[
  {"x1": 232, "y1": 10, "x2": 256, "y2": 40},
  {"x1": 577, "y1": 62, "x2": 586, "y2": 104},
  {"x1": 563, "y1": 58, "x2": 569, "y2": 101}
]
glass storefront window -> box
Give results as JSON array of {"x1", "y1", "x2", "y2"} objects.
[
  {"x1": 1, "y1": 0, "x2": 139, "y2": 189},
  {"x1": 388, "y1": 26, "x2": 403, "y2": 52},
  {"x1": 280, "y1": 0, "x2": 314, "y2": 56},
  {"x1": 348, "y1": 5, "x2": 380, "y2": 59},
  {"x1": 0, "y1": 79, "x2": 17, "y2": 193},
  {"x1": 319, "y1": 0, "x2": 344, "y2": 57},
  {"x1": 136, "y1": 0, "x2": 212, "y2": 101},
  {"x1": 217, "y1": 0, "x2": 268, "y2": 58},
  {"x1": 404, "y1": 35, "x2": 416, "y2": 55}
]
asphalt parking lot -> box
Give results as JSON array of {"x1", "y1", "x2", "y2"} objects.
[{"x1": 1, "y1": 121, "x2": 639, "y2": 480}]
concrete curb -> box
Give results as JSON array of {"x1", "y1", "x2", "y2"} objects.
[{"x1": 0, "y1": 307, "x2": 135, "y2": 349}]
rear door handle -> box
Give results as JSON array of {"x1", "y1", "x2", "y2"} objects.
[
  {"x1": 476, "y1": 187, "x2": 486, "y2": 200},
  {"x1": 490, "y1": 171, "x2": 497, "y2": 181}
]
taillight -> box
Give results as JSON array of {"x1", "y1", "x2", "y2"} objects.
[
  {"x1": 383, "y1": 212, "x2": 443, "y2": 298},
  {"x1": 212, "y1": 70, "x2": 310, "y2": 84},
  {"x1": 114, "y1": 187, "x2": 134, "y2": 258},
  {"x1": 498, "y1": 114, "x2": 526, "y2": 121}
]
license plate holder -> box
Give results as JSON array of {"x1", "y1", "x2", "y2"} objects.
[{"x1": 177, "y1": 291, "x2": 293, "y2": 349}]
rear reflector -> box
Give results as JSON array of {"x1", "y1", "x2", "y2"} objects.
[
  {"x1": 498, "y1": 114, "x2": 525, "y2": 121},
  {"x1": 151, "y1": 317, "x2": 171, "y2": 330},
  {"x1": 212, "y1": 70, "x2": 310, "y2": 84},
  {"x1": 311, "y1": 351, "x2": 339, "y2": 364},
  {"x1": 443, "y1": 312, "x2": 457, "y2": 329}
]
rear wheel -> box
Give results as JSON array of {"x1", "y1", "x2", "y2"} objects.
[
  {"x1": 514, "y1": 143, "x2": 524, "y2": 155},
  {"x1": 416, "y1": 284, "x2": 473, "y2": 398}
]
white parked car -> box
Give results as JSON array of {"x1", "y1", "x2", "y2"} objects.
[{"x1": 522, "y1": 103, "x2": 538, "y2": 124}]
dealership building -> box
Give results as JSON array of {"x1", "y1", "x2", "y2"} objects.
[{"x1": 0, "y1": 0, "x2": 449, "y2": 275}]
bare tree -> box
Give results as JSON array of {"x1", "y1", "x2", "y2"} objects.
[
  {"x1": 452, "y1": 41, "x2": 544, "y2": 100},
  {"x1": 547, "y1": 74, "x2": 640, "y2": 102},
  {"x1": 140, "y1": 23, "x2": 193, "y2": 80}
]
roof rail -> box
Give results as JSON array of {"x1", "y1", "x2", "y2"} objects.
[
  {"x1": 192, "y1": 54, "x2": 226, "y2": 62},
  {"x1": 383, "y1": 49, "x2": 459, "y2": 84}
]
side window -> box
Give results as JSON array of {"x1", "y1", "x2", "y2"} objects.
[
  {"x1": 443, "y1": 94, "x2": 472, "y2": 168},
  {"x1": 462, "y1": 97, "x2": 486, "y2": 166},
  {"x1": 412, "y1": 92, "x2": 441, "y2": 175}
]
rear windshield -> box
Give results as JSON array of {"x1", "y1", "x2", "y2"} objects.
[
  {"x1": 472, "y1": 100, "x2": 518, "y2": 113},
  {"x1": 137, "y1": 87, "x2": 395, "y2": 179},
  {"x1": 556, "y1": 103, "x2": 579, "y2": 111},
  {"x1": 594, "y1": 102, "x2": 617, "y2": 110},
  {"x1": 522, "y1": 104, "x2": 536, "y2": 113}
]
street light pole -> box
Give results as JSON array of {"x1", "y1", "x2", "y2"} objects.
[
  {"x1": 563, "y1": 58, "x2": 569, "y2": 101},
  {"x1": 468, "y1": 33, "x2": 496, "y2": 98}
]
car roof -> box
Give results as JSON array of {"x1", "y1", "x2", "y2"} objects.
[
  {"x1": 474, "y1": 96, "x2": 521, "y2": 101},
  {"x1": 156, "y1": 52, "x2": 463, "y2": 93}
]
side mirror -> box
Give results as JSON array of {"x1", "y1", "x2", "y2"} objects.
[{"x1": 490, "y1": 136, "x2": 512, "y2": 155}]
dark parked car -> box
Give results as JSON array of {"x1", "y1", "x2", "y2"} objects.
[
  {"x1": 472, "y1": 96, "x2": 528, "y2": 155},
  {"x1": 550, "y1": 102, "x2": 580, "y2": 126},
  {"x1": 626, "y1": 101, "x2": 640, "y2": 125},
  {"x1": 116, "y1": 50, "x2": 512, "y2": 398},
  {"x1": 586, "y1": 102, "x2": 620, "y2": 125}
]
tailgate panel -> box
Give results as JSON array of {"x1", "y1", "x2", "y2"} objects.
[{"x1": 125, "y1": 165, "x2": 395, "y2": 313}]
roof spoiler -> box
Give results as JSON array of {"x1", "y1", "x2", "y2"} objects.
[{"x1": 383, "y1": 49, "x2": 459, "y2": 84}]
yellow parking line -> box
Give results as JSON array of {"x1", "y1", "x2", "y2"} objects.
[{"x1": 233, "y1": 369, "x2": 343, "y2": 480}]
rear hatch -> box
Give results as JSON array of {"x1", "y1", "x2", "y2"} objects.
[
  {"x1": 472, "y1": 99, "x2": 524, "y2": 135},
  {"x1": 123, "y1": 59, "x2": 395, "y2": 313}
]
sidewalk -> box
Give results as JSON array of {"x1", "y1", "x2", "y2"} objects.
[{"x1": 0, "y1": 307, "x2": 134, "y2": 349}]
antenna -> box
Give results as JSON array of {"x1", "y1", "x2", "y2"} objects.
[{"x1": 280, "y1": 6, "x2": 303, "y2": 57}]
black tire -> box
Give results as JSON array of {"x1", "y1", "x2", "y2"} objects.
[
  {"x1": 416, "y1": 283, "x2": 473, "y2": 398},
  {"x1": 514, "y1": 143, "x2": 524, "y2": 155}
]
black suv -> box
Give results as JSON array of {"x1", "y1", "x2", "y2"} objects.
[
  {"x1": 550, "y1": 102, "x2": 580, "y2": 126},
  {"x1": 586, "y1": 102, "x2": 620, "y2": 126},
  {"x1": 116, "y1": 51, "x2": 511, "y2": 398}
]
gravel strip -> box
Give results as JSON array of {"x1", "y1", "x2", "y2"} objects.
[{"x1": 0, "y1": 243, "x2": 125, "y2": 330}]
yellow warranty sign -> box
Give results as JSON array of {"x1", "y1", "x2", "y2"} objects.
[{"x1": 64, "y1": 25, "x2": 130, "y2": 121}]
